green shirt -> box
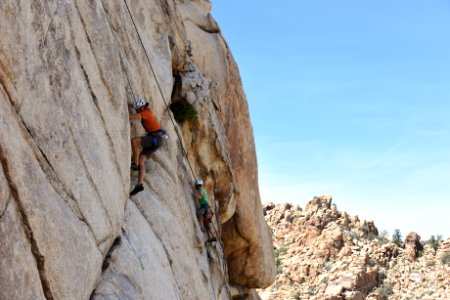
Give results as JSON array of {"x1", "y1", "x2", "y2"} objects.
[{"x1": 198, "y1": 187, "x2": 209, "y2": 206}]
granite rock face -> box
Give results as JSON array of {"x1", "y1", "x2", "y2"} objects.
[{"x1": 0, "y1": 0, "x2": 275, "y2": 299}]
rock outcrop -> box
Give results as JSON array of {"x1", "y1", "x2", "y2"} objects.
[
  {"x1": 0, "y1": 1, "x2": 275, "y2": 299},
  {"x1": 404, "y1": 232, "x2": 422, "y2": 262},
  {"x1": 259, "y1": 197, "x2": 450, "y2": 300}
]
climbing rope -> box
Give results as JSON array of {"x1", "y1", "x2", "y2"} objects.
[
  {"x1": 121, "y1": 7, "x2": 229, "y2": 297},
  {"x1": 100, "y1": 4, "x2": 228, "y2": 297},
  {"x1": 121, "y1": 0, "x2": 226, "y2": 247},
  {"x1": 122, "y1": 0, "x2": 197, "y2": 180}
]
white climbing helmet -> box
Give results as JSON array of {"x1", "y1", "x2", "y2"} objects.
[
  {"x1": 195, "y1": 179, "x2": 203, "y2": 186},
  {"x1": 134, "y1": 98, "x2": 146, "y2": 110}
]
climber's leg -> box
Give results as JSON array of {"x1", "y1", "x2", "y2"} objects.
[
  {"x1": 198, "y1": 214, "x2": 206, "y2": 232},
  {"x1": 138, "y1": 154, "x2": 148, "y2": 185},
  {"x1": 130, "y1": 153, "x2": 147, "y2": 196},
  {"x1": 131, "y1": 137, "x2": 141, "y2": 166}
]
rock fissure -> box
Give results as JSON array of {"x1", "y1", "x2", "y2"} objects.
[
  {"x1": 102, "y1": 236, "x2": 122, "y2": 272},
  {"x1": 120, "y1": 227, "x2": 147, "y2": 271},
  {"x1": 64, "y1": 8, "x2": 116, "y2": 207},
  {"x1": 71, "y1": 5, "x2": 126, "y2": 189},
  {"x1": 129, "y1": 199, "x2": 172, "y2": 267},
  {"x1": 185, "y1": 18, "x2": 220, "y2": 34},
  {"x1": 72, "y1": 2, "x2": 94, "y2": 48},
  {"x1": 0, "y1": 77, "x2": 90, "y2": 229},
  {"x1": 78, "y1": 58, "x2": 125, "y2": 191},
  {"x1": 30, "y1": 141, "x2": 98, "y2": 240},
  {"x1": 23, "y1": 132, "x2": 101, "y2": 246},
  {"x1": 129, "y1": 197, "x2": 183, "y2": 286},
  {"x1": 0, "y1": 66, "x2": 15, "y2": 109},
  {"x1": 41, "y1": 3, "x2": 60, "y2": 47},
  {"x1": 0, "y1": 145, "x2": 55, "y2": 300},
  {"x1": 97, "y1": 0, "x2": 137, "y2": 105},
  {"x1": 0, "y1": 195, "x2": 12, "y2": 220},
  {"x1": 68, "y1": 126, "x2": 114, "y2": 230}
]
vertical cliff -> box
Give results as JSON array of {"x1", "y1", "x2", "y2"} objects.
[{"x1": 0, "y1": 1, "x2": 275, "y2": 299}]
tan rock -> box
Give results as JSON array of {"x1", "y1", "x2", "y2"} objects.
[
  {"x1": 92, "y1": 202, "x2": 182, "y2": 300},
  {"x1": 405, "y1": 232, "x2": 423, "y2": 262},
  {"x1": 305, "y1": 196, "x2": 333, "y2": 212},
  {"x1": 325, "y1": 283, "x2": 343, "y2": 296},
  {"x1": 0, "y1": 167, "x2": 10, "y2": 217},
  {"x1": 340, "y1": 275, "x2": 357, "y2": 290},
  {"x1": 366, "y1": 294, "x2": 387, "y2": 300},
  {"x1": 0, "y1": 200, "x2": 46, "y2": 300},
  {"x1": 343, "y1": 291, "x2": 364, "y2": 300},
  {"x1": 316, "y1": 223, "x2": 344, "y2": 254},
  {"x1": 339, "y1": 245, "x2": 353, "y2": 257},
  {"x1": 0, "y1": 85, "x2": 103, "y2": 299}
]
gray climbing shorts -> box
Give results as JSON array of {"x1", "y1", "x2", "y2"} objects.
[
  {"x1": 140, "y1": 135, "x2": 164, "y2": 158},
  {"x1": 196, "y1": 204, "x2": 211, "y2": 219}
]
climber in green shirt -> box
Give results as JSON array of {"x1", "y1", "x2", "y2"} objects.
[{"x1": 193, "y1": 179, "x2": 216, "y2": 242}]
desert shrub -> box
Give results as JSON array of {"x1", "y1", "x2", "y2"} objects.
[
  {"x1": 323, "y1": 262, "x2": 333, "y2": 271},
  {"x1": 275, "y1": 258, "x2": 283, "y2": 274},
  {"x1": 440, "y1": 253, "x2": 450, "y2": 265},
  {"x1": 321, "y1": 276, "x2": 330, "y2": 284},
  {"x1": 275, "y1": 247, "x2": 288, "y2": 257},
  {"x1": 379, "y1": 229, "x2": 389, "y2": 238},
  {"x1": 425, "y1": 260, "x2": 436, "y2": 267},
  {"x1": 392, "y1": 229, "x2": 403, "y2": 247},
  {"x1": 348, "y1": 230, "x2": 360, "y2": 243},
  {"x1": 309, "y1": 285, "x2": 319, "y2": 296},
  {"x1": 169, "y1": 100, "x2": 197, "y2": 123},
  {"x1": 292, "y1": 292, "x2": 301, "y2": 300},
  {"x1": 376, "y1": 230, "x2": 390, "y2": 245},
  {"x1": 376, "y1": 237, "x2": 389, "y2": 246},
  {"x1": 368, "y1": 232, "x2": 378, "y2": 241},
  {"x1": 425, "y1": 235, "x2": 443, "y2": 252},
  {"x1": 376, "y1": 282, "x2": 394, "y2": 297},
  {"x1": 378, "y1": 268, "x2": 387, "y2": 280}
]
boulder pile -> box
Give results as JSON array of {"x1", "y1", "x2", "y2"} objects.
[{"x1": 258, "y1": 196, "x2": 450, "y2": 300}]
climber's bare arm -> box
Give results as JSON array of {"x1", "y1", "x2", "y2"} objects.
[
  {"x1": 192, "y1": 187, "x2": 201, "y2": 200},
  {"x1": 129, "y1": 113, "x2": 142, "y2": 121}
]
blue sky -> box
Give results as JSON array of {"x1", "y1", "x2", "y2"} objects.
[{"x1": 212, "y1": 1, "x2": 450, "y2": 239}]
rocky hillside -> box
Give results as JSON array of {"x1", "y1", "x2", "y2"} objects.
[
  {"x1": 0, "y1": 1, "x2": 275, "y2": 299},
  {"x1": 259, "y1": 197, "x2": 450, "y2": 300}
]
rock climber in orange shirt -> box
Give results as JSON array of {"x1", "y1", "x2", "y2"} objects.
[{"x1": 129, "y1": 98, "x2": 168, "y2": 196}]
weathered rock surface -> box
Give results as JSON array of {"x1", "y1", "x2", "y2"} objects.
[
  {"x1": 404, "y1": 231, "x2": 422, "y2": 262},
  {"x1": 177, "y1": 0, "x2": 276, "y2": 288},
  {"x1": 258, "y1": 197, "x2": 450, "y2": 300},
  {"x1": 0, "y1": 0, "x2": 275, "y2": 299}
]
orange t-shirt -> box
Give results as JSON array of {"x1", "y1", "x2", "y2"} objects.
[{"x1": 139, "y1": 108, "x2": 161, "y2": 133}]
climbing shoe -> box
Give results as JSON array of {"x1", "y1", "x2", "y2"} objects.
[
  {"x1": 130, "y1": 184, "x2": 144, "y2": 196},
  {"x1": 131, "y1": 163, "x2": 139, "y2": 172}
]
